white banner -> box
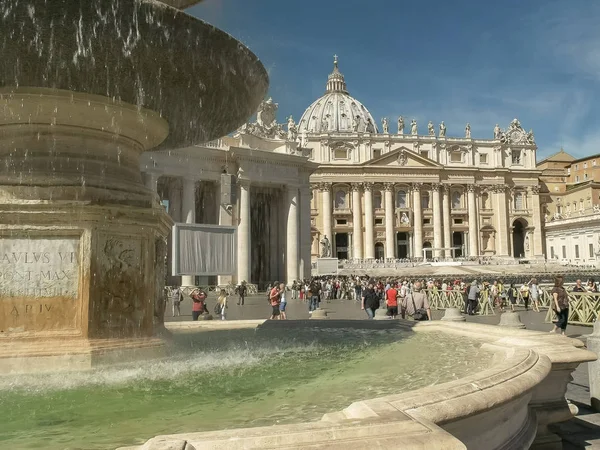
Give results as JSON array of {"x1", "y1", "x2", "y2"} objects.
[{"x1": 172, "y1": 223, "x2": 236, "y2": 276}]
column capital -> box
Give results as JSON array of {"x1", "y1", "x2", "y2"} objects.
[
  {"x1": 383, "y1": 182, "x2": 395, "y2": 192},
  {"x1": 431, "y1": 183, "x2": 442, "y2": 192},
  {"x1": 363, "y1": 181, "x2": 374, "y2": 192},
  {"x1": 411, "y1": 182, "x2": 423, "y2": 192},
  {"x1": 529, "y1": 185, "x2": 540, "y2": 195},
  {"x1": 466, "y1": 184, "x2": 477, "y2": 193},
  {"x1": 442, "y1": 183, "x2": 451, "y2": 193},
  {"x1": 492, "y1": 184, "x2": 508, "y2": 194},
  {"x1": 315, "y1": 182, "x2": 332, "y2": 192},
  {"x1": 350, "y1": 182, "x2": 362, "y2": 192}
]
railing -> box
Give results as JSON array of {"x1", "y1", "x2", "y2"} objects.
[
  {"x1": 425, "y1": 289, "x2": 494, "y2": 316},
  {"x1": 544, "y1": 292, "x2": 600, "y2": 326},
  {"x1": 165, "y1": 284, "x2": 259, "y2": 298}
]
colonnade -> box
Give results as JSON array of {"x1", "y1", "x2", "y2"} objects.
[{"x1": 316, "y1": 182, "x2": 544, "y2": 260}]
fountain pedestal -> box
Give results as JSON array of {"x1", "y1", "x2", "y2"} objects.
[{"x1": 0, "y1": 89, "x2": 172, "y2": 373}]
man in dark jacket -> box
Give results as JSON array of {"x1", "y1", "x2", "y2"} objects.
[{"x1": 361, "y1": 281, "x2": 379, "y2": 319}]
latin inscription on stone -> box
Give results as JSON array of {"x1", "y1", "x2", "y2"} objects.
[{"x1": 0, "y1": 237, "x2": 79, "y2": 298}]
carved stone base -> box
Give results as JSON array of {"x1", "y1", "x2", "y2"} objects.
[{"x1": 0, "y1": 202, "x2": 172, "y2": 373}]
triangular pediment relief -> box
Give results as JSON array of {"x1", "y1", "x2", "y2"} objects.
[{"x1": 363, "y1": 147, "x2": 441, "y2": 168}]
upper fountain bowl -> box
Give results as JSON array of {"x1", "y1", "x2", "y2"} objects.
[
  {"x1": 160, "y1": 0, "x2": 206, "y2": 8},
  {"x1": 0, "y1": 0, "x2": 268, "y2": 148}
]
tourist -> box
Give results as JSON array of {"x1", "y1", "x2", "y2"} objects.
[
  {"x1": 508, "y1": 283, "x2": 519, "y2": 312},
  {"x1": 171, "y1": 287, "x2": 183, "y2": 317},
  {"x1": 216, "y1": 289, "x2": 228, "y2": 320},
  {"x1": 466, "y1": 280, "x2": 479, "y2": 315},
  {"x1": 520, "y1": 282, "x2": 530, "y2": 310},
  {"x1": 237, "y1": 281, "x2": 247, "y2": 306},
  {"x1": 191, "y1": 288, "x2": 208, "y2": 321},
  {"x1": 401, "y1": 281, "x2": 431, "y2": 320},
  {"x1": 528, "y1": 278, "x2": 541, "y2": 312},
  {"x1": 269, "y1": 283, "x2": 281, "y2": 320},
  {"x1": 550, "y1": 276, "x2": 569, "y2": 335},
  {"x1": 279, "y1": 282, "x2": 288, "y2": 320},
  {"x1": 308, "y1": 279, "x2": 321, "y2": 313},
  {"x1": 497, "y1": 279, "x2": 506, "y2": 312},
  {"x1": 361, "y1": 281, "x2": 379, "y2": 319},
  {"x1": 386, "y1": 282, "x2": 399, "y2": 318},
  {"x1": 587, "y1": 279, "x2": 598, "y2": 293},
  {"x1": 572, "y1": 279, "x2": 585, "y2": 293}
]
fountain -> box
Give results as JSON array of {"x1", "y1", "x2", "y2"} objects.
[{"x1": 0, "y1": 0, "x2": 268, "y2": 372}]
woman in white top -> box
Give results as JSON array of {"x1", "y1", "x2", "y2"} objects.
[
  {"x1": 528, "y1": 278, "x2": 540, "y2": 312},
  {"x1": 217, "y1": 289, "x2": 228, "y2": 320}
]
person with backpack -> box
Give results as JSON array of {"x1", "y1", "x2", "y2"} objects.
[
  {"x1": 215, "y1": 289, "x2": 228, "y2": 320},
  {"x1": 361, "y1": 280, "x2": 379, "y2": 319},
  {"x1": 308, "y1": 280, "x2": 321, "y2": 313}
]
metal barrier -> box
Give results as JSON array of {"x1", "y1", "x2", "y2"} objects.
[
  {"x1": 544, "y1": 292, "x2": 600, "y2": 326},
  {"x1": 165, "y1": 284, "x2": 259, "y2": 298},
  {"x1": 425, "y1": 289, "x2": 494, "y2": 316}
]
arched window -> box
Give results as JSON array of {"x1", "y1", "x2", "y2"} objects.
[
  {"x1": 421, "y1": 192, "x2": 430, "y2": 209},
  {"x1": 334, "y1": 190, "x2": 347, "y2": 209},
  {"x1": 396, "y1": 190, "x2": 407, "y2": 208},
  {"x1": 452, "y1": 191, "x2": 462, "y2": 209},
  {"x1": 373, "y1": 191, "x2": 382, "y2": 209}
]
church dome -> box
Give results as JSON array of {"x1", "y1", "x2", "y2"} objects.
[{"x1": 299, "y1": 56, "x2": 378, "y2": 134}]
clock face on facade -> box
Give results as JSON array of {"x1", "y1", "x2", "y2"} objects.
[{"x1": 508, "y1": 128, "x2": 526, "y2": 144}]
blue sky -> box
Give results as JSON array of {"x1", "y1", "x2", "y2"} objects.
[{"x1": 188, "y1": 0, "x2": 600, "y2": 160}]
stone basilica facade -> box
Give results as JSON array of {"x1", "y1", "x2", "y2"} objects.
[{"x1": 299, "y1": 57, "x2": 543, "y2": 261}]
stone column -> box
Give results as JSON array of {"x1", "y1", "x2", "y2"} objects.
[
  {"x1": 412, "y1": 183, "x2": 423, "y2": 260},
  {"x1": 467, "y1": 184, "x2": 479, "y2": 257},
  {"x1": 351, "y1": 183, "x2": 363, "y2": 259},
  {"x1": 217, "y1": 180, "x2": 233, "y2": 286},
  {"x1": 442, "y1": 184, "x2": 452, "y2": 258},
  {"x1": 320, "y1": 183, "x2": 333, "y2": 247},
  {"x1": 286, "y1": 186, "x2": 299, "y2": 284},
  {"x1": 530, "y1": 186, "x2": 544, "y2": 258},
  {"x1": 432, "y1": 183, "x2": 442, "y2": 258},
  {"x1": 144, "y1": 172, "x2": 159, "y2": 193},
  {"x1": 181, "y1": 177, "x2": 197, "y2": 287},
  {"x1": 363, "y1": 182, "x2": 375, "y2": 259},
  {"x1": 237, "y1": 181, "x2": 251, "y2": 284},
  {"x1": 299, "y1": 186, "x2": 312, "y2": 279},
  {"x1": 384, "y1": 183, "x2": 395, "y2": 259},
  {"x1": 494, "y1": 185, "x2": 510, "y2": 256}
]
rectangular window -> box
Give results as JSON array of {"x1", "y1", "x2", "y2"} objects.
[
  {"x1": 453, "y1": 218, "x2": 463, "y2": 224},
  {"x1": 551, "y1": 247, "x2": 555, "y2": 258},
  {"x1": 375, "y1": 218, "x2": 383, "y2": 225},
  {"x1": 575, "y1": 164, "x2": 579, "y2": 170},
  {"x1": 420, "y1": 150, "x2": 429, "y2": 159},
  {"x1": 585, "y1": 173, "x2": 588, "y2": 180},
  {"x1": 590, "y1": 243, "x2": 595, "y2": 258},
  {"x1": 567, "y1": 167, "x2": 571, "y2": 174},
  {"x1": 450, "y1": 151, "x2": 462, "y2": 163},
  {"x1": 584, "y1": 162, "x2": 588, "y2": 169},
  {"x1": 336, "y1": 219, "x2": 347, "y2": 225},
  {"x1": 594, "y1": 160, "x2": 597, "y2": 166},
  {"x1": 515, "y1": 193, "x2": 524, "y2": 210},
  {"x1": 479, "y1": 153, "x2": 488, "y2": 164},
  {"x1": 576, "y1": 175, "x2": 580, "y2": 182},
  {"x1": 511, "y1": 150, "x2": 521, "y2": 164},
  {"x1": 575, "y1": 245, "x2": 580, "y2": 258},
  {"x1": 423, "y1": 218, "x2": 431, "y2": 225},
  {"x1": 334, "y1": 148, "x2": 349, "y2": 159},
  {"x1": 562, "y1": 246, "x2": 567, "y2": 259},
  {"x1": 372, "y1": 149, "x2": 381, "y2": 159}
]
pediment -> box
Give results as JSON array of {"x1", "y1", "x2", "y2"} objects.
[{"x1": 364, "y1": 147, "x2": 441, "y2": 168}]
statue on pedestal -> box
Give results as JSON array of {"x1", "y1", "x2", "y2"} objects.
[
  {"x1": 427, "y1": 121, "x2": 435, "y2": 136},
  {"x1": 365, "y1": 118, "x2": 375, "y2": 133},
  {"x1": 352, "y1": 115, "x2": 360, "y2": 132},
  {"x1": 410, "y1": 119, "x2": 418, "y2": 135},
  {"x1": 382, "y1": 117, "x2": 389, "y2": 134},
  {"x1": 465, "y1": 123, "x2": 471, "y2": 139},
  {"x1": 439, "y1": 121, "x2": 446, "y2": 137},
  {"x1": 320, "y1": 235, "x2": 332, "y2": 258},
  {"x1": 286, "y1": 115, "x2": 297, "y2": 141},
  {"x1": 397, "y1": 116, "x2": 404, "y2": 135},
  {"x1": 494, "y1": 124, "x2": 502, "y2": 139}
]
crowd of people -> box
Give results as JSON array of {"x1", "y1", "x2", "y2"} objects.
[{"x1": 167, "y1": 274, "x2": 597, "y2": 334}]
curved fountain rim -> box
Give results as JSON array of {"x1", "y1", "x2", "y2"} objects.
[{"x1": 133, "y1": 320, "x2": 597, "y2": 450}]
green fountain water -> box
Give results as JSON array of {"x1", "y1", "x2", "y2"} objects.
[{"x1": 0, "y1": 326, "x2": 491, "y2": 449}]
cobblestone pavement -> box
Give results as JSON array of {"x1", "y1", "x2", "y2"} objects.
[{"x1": 165, "y1": 293, "x2": 600, "y2": 448}]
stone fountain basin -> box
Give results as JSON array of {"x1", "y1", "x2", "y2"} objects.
[
  {"x1": 122, "y1": 320, "x2": 596, "y2": 450},
  {"x1": 0, "y1": 0, "x2": 268, "y2": 147}
]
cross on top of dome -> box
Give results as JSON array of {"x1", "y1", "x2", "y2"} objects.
[{"x1": 327, "y1": 54, "x2": 348, "y2": 93}]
